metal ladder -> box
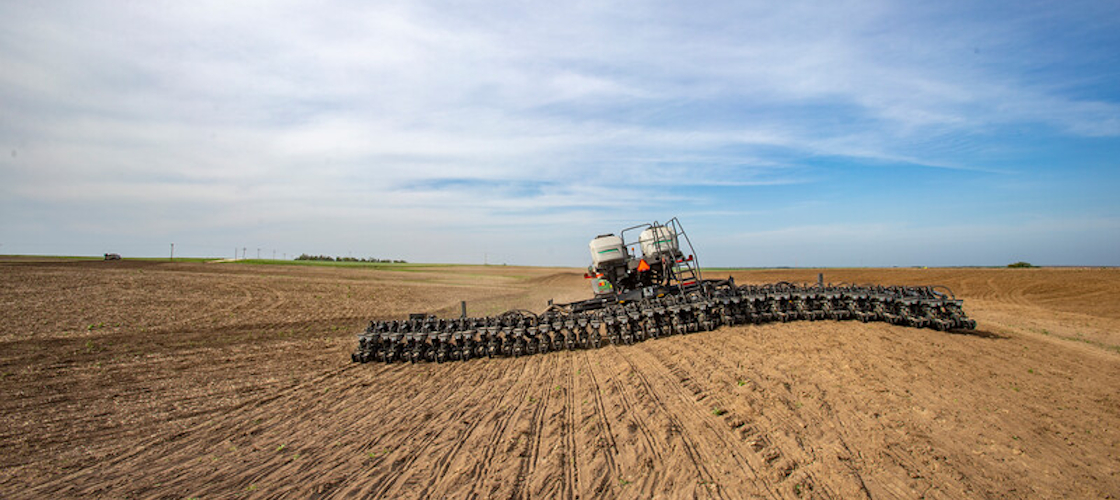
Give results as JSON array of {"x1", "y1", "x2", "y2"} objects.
[{"x1": 665, "y1": 218, "x2": 705, "y2": 295}]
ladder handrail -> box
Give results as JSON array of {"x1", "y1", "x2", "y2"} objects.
[{"x1": 666, "y1": 217, "x2": 707, "y2": 298}]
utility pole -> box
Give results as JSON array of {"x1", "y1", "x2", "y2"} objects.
[
  {"x1": 170, "y1": 243, "x2": 174, "y2": 261},
  {"x1": 272, "y1": 250, "x2": 276, "y2": 260},
  {"x1": 257, "y1": 248, "x2": 261, "y2": 259},
  {"x1": 234, "y1": 248, "x2": 237, "y2": 260},
  {"x1": 242, "y1": 247, "x2": 247, "y2": 260}
]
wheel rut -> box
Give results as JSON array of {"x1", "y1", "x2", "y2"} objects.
[
  {"x1": 666, "y1": 330, "x2": 866, "y2": 499},
  {"x1": 351, "y1": 362, "x2": 502, "y2": 498},
  {"x1": 409, "y1": 359, "x2": 523, "y2": 499},
  {"x1": 580, "y1": 351, "x2": 622, "y2": 496},
  {"x1": 465, "y1": 358, "x2": 542, "y2": 500},
  {"x1": 611, "y1": 345, "x2": 736, "y2": 500},
  {"x1": 650, "y1": 337, "x2": 804, "y2": 497},
  {"x1": 563, "y1": 353, "x2": 581, "y2": 500},
  {"x1": 512, "y1": 353, "x2": 560, "y2": 500},
  {"x1": 28, "y1": 362, "x2": 365, "y2": 496},
  {"x1": 598, "y1": 347, "x2": 672, "y2": 496}
]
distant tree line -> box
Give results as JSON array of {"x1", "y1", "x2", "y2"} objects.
[{"x1": 296, "y1": 254, "x2": 407, "y2": 263}]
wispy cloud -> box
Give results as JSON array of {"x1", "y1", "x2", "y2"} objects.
[{"x1": 1, "y1": 0, "x2": 1117, "y2": 265}]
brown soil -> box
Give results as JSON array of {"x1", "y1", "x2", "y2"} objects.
[{"x1": 1, "y1": 260, "x2": 1117, "y2": 499}]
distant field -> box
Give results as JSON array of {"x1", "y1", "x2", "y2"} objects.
[
  {"x1": 0, "y1": 254, "x2": 106, "y2": 261},
  {"x1": 0, "y1": 254, "x2": 218, "y2": 263},
  {"x1": 0, "y1": 255, "x2": 450, "y2": 268},
  {"x1": 225, "y1": 258, "x2": 454, "y2": 269}
]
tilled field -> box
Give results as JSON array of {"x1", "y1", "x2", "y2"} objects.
[{"x1": 1, "y1": 259, "x2": 1118, "y2": 499}]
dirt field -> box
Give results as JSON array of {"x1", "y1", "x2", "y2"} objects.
[{"x1": 1, "y1": 259, "x2": 1118, "y2": 499}]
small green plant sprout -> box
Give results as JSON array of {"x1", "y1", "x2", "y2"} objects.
[
  {"x1": 618, "y1": 477, "x2": 632, "y2": 487},
  {"x1": 712, "y1": 407, "x2": 727, "y2": 416},
  {"x1": 737, "y1": 379, "x2": 746, "y2": 386},
  {"x1": 365, "y1": 446, "x2": 392, "y2": 457},
  {"x1": 276, "y1": 443, "x2": 286, "y2": 452}
]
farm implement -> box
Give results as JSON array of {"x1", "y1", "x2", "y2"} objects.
[{"x1": 352, "y1": 218, "x2": 976, "y2": 364}]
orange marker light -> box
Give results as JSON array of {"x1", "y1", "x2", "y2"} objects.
[{"x1": 637, "y1": 259, "x2": 651, "y2": 272}]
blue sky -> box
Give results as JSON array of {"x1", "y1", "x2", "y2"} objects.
[{"x1": 2, "y1": 0, "x2": 1118, "y2": 266}]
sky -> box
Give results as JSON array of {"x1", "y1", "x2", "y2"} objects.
[{"x1": 1, "y1": 1, "x2": 1118, "y2": 267}]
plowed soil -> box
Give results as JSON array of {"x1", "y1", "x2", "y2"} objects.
[{"x1": 1, "y1": 259, "x2": 1118, "y2": 499}]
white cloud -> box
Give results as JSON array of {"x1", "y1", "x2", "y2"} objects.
[{"x1": 1, "y1": 0, "x2": 1117, "y2": 264}]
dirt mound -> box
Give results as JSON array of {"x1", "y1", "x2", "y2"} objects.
[{"x1": 1, "y1": 261, "x2": 1117, "y2": 498}]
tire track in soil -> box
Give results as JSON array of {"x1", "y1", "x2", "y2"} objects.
[
  {"x1": 813, "y1": 397, "x2": 881, "y2": 500},
  {"x1": 634, "y1": 337, "x2": 790, "y2": 496},
  {"x1": 40, "y1": 362, "x2": 366, "y2": 485},
  {"x1": 355, "y1": 380, "x2": 459, "y2": 498},
  {"x1": 598, "y1": 348, "x2": 671, "y2": 497},
  {"x1": 604, "y1": 356, "x2": 667, "y2": 462},
  {"x1": 512, "y1": 353, "x2": 560, "y2": 500},
  {"x1": 691, "y1": 329, "x2": 879, "y2": 499},
  {"x1": 465, "y1": 358, "x2": 542, "y2": 500},
  {"x1": 658, "y1": 329, "x2": 867, "y2": 500},
  {"x1": 238, "y1": 279, "x2": 303, "y2": 334},
  {"x1": 715, "y1": 325, "x2": 968, "y2": 499},
  {"x1": 226, "y1": 360, "x2": 488, "y2": 499},
  {"x1": 26, "y1": 361, "x2": 369, "y2": 498},
  {"x1": 369, "y1": 360, "x2": 520, "y2": 499},
  {"x1": 697, "y1": 330, "x2": 869, "y2": 499},
  {"x1": 188, "y1": 360, "x2": 405, "y2": 496},
  {"x1": 316, "y1": 362, "x2": 485, "y2": 499},
  {"x1": 110, "y1": 358, "x2": 470, "y2": 499},
  {"x1": 412, "y1": 359, "x2": 524, "y2": 499},
  {"x1": 145, "y1": 272, "x2": 272, "y2": 333},
  {"x1": 174, "y1": 278, "x2": 256, "y2": 331},
  {"x1": 680, "y1": 336, "x2": 815, "y2": 495},
  {"x1": 580, "y1": 351, "x2": 622, "y2": 496},
  {"x1": 608, "y1": 344, "x2": 739, "y2": 500},
  {"x1": 224, "y1": 356, "x2": 519, "y2": 500},
  {"x1": 649, "y1": 336, "x2": 806, "y2": 495},
  {"x1": 563, "y1": 353, "x2": 581, "y2": 500},
  {"x1": 392, "y1": 360, "x2": 524, "y2": 499}
]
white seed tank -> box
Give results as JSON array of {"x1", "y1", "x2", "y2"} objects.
[
  {"x1": 589, "y1": 234, "x2": 627, "y2": 267},
  {"x1": 639, "y1": 225, "x2": 678, "y2": 260}
]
